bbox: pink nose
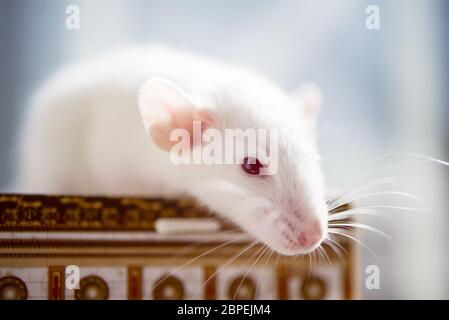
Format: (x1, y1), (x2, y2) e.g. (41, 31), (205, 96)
(298, 221), (323, 248)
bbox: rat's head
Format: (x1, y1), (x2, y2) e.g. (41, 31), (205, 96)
(138, 77), (328, 256)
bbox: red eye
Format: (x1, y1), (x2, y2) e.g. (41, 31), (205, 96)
(242, 157), (264, 175)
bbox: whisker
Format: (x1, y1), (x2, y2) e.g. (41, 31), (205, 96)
(315, 246), (323, 265)
(322, 239), (345, 262)
(192, 240), (260, 298)
(322, 245), (332, 264)
(144, 233), (250, 299)
(328, 229), (378, 259)
(328, 205), (424, 223)
(316, 246), (330, 265)
(328, 208), (381, 221)
(153, 230), (247, 253)
(145, 208), (284, 299)
(326, 237), (349, 256)
(333, 205), (426, 213)
(232, 245), (269, 300)
(255, 247), (273, 300)
(334, 153), (449, 196)
(306, 253), (313, 280)
(328, 190), (425, 212)
(327, 177), (396, 205)
(329, 222), (392, 240)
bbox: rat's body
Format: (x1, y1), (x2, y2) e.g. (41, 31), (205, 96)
(15, 45), (328, 255)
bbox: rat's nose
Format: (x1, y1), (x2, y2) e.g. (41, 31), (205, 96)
(298, 221), (323, 248)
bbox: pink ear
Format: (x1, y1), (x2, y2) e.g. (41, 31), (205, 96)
(138, 78), (214, 151)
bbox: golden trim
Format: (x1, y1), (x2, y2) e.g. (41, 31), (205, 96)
(203, 266), (217, 300)
(276, 264), (289, 300)
(0, 276), (28, 300)
(0, 194), (220, 231)
(152, 275), (184, 300)
(74, 275), (109, 300)
(48, 266), (65, 300)
(300, 275), (326, 300)
(127, 266), (142, 300)
(228, 275), (256, 300)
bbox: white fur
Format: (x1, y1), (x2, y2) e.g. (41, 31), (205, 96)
(15, 45), (327, 255)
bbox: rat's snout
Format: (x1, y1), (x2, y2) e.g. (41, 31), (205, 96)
(298, 220), (324, 249)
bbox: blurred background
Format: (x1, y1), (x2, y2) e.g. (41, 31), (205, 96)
(0, 0), (448, 299)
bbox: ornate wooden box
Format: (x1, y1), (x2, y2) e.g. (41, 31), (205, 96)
(0, 194), (358, 300)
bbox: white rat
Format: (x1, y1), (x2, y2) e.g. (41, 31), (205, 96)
(15, 45), (327, 255)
